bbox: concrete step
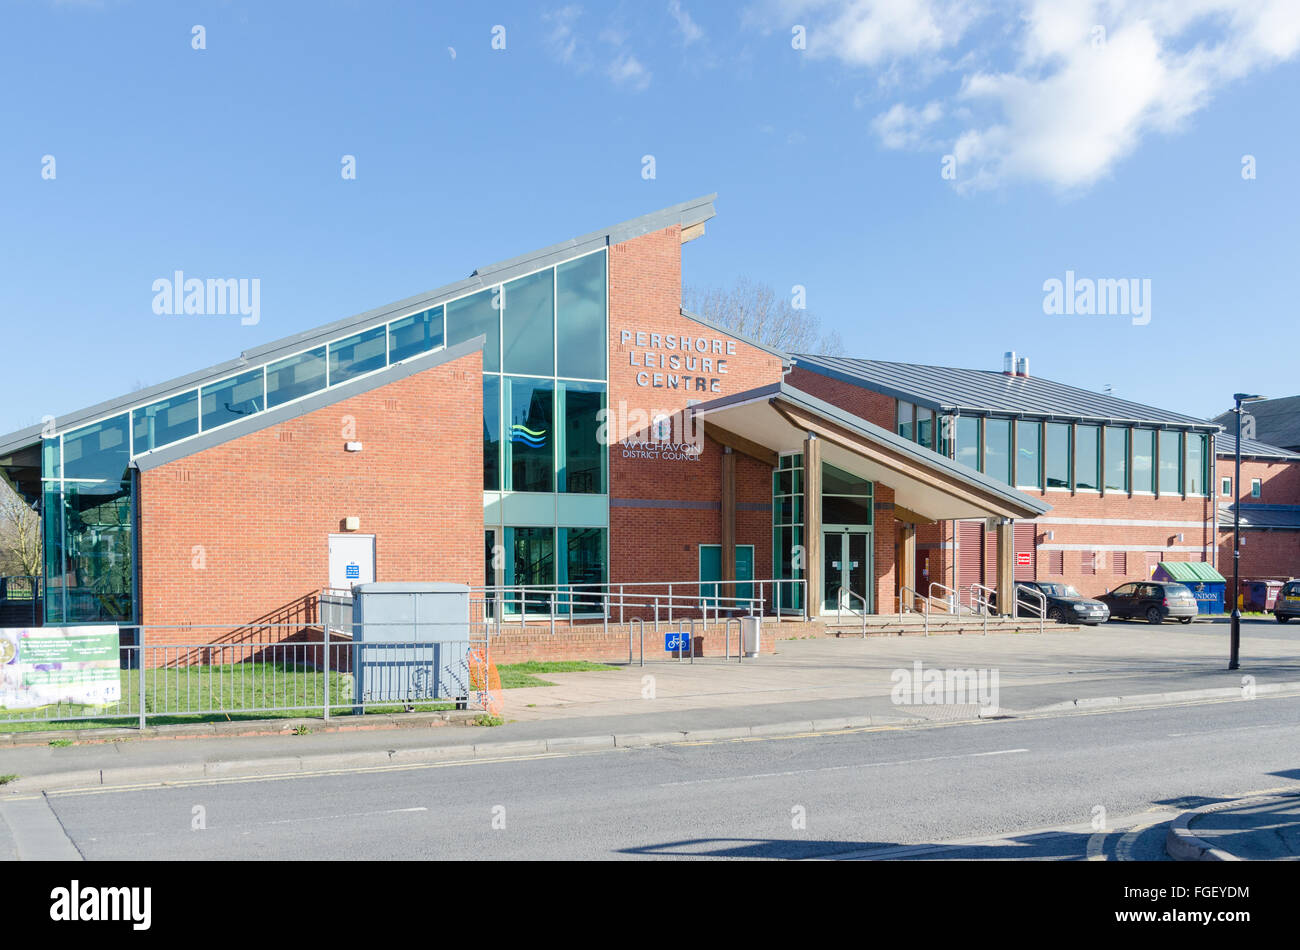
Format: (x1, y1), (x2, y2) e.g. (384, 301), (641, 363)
(823, 615), (1080, 637)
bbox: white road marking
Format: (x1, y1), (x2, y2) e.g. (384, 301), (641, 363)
(658, 748), (1030, 787)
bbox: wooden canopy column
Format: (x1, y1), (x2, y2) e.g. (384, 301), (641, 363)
(803, 433), (822, 615)
(721, 447), (736, 605)
(996, 518), (1016, 616)
(899, 521), (917, 606)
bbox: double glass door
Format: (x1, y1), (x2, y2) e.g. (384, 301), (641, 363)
(822, 530), (871, 613)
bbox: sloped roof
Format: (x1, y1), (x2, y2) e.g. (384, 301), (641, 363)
(1218, 503), (1300, 530)
(793, 355), (1219, 430)
(1213, 433), (1300, 461)
(0, 195), (718, 458)
(1155, 561), (1226, 584)
(1212, 395), (1300, 451)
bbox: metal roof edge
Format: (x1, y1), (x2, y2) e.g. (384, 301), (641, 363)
(791, 355), (1220, 430)
(774, 383), (1052, 516)
(789, 356), (949, 413)
(678, 308), (791, 363)
(0, 194), (717, 453)
(133, 336), (484, 473)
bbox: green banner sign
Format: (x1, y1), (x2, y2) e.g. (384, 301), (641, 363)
(0, 626), (121, 710)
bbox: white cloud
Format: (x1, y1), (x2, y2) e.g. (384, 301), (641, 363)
(543, 5), (585, 68)
(668, 1), (705, 45)
(771, 0), (1300, 190)
(543, 5), (654, 91)
(759, 0), (979, 65)
(871, 100), (943, 148)
(608, 53), (653, 91)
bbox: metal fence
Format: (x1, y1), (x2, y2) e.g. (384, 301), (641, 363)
(0, 619), (491, 731)
(470, 578), (807, 632)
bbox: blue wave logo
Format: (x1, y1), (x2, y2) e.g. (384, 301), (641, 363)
(510, 424), (547, 448)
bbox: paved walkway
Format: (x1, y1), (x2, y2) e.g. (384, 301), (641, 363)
(3, 622), (1299, 793)
(501, 623), (1300, 721)
(1170, 793), (1300, 860)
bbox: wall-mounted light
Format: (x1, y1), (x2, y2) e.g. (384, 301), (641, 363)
(345, 442), (363, 452)
(1044, 530), (1055, 541)
(343, 516), (360, 531)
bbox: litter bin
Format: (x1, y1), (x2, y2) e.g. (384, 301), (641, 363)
(740, 617), (761, 657)
(1240, 580), (1283, 613)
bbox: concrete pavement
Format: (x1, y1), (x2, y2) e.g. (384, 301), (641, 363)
(2, 622), (1298, 796)
(1167, 791), (1300, 860)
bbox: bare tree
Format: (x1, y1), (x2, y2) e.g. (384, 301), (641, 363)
(683, 277), (845, 355)
(0, 486), (42, 578)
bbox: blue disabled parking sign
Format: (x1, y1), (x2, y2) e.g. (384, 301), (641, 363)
(665, 631), (691, 652)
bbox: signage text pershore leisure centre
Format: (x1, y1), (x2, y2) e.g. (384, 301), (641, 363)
(621, 330), (735, 392)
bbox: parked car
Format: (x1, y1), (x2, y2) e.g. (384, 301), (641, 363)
(1097, 581), (1199, 624)
(1272, 580), (1300, 623)
(992, 581), (1111, 625)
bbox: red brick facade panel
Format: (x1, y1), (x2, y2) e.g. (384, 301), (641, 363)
(137, 351), (485, 645)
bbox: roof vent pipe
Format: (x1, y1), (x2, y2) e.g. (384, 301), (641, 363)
(1003, 351), (1016, 375)
(1016, 356), (1029, 377)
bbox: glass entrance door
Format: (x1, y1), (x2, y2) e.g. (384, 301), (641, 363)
(822, 530), (872, 613)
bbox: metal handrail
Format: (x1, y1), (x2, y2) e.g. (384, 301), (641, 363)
(927, 581), (963, 615)
(898, 584), (929, 636)
(1015, 584), (1047, 636)
(835, 585), (869, 639)
(968, 583), (996, 636)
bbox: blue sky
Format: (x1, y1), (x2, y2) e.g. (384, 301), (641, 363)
(1, 0), (1297, 433)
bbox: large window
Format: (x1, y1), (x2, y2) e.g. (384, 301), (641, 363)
(560, 381), (605, 494)
(821, 463), (873, 526)
(1045, 422), (1072, 488)
(556, 252), (606, 380)
(505, 527), (554, 614)
(483, 376), (501, 491)
(896, 401), (915, 441)
(502, 269), (554, 377)
(132, 390), (199, 454)
(562, 527), (606, 612)
(1075, 425), (1100, 491)
(201, 369), (264, 430)
(266, 347), (327, 408)
(1186, 433), (1208, 495)
(984, 418), (1011, 484)
(916, 409), (934, 450)
(955, 417), (980, 471)
(328, 325), (387, 385)
(1104, 426), (1129, 492)
(506, 377), (554, 493)
(772, 454), (804, 612)
(1016, 420), (1041, 488)
(1158, 430), (1182, 494)
(388, 306), (444, 364)
(1132, 428), (1155, 492)
(447, 288), (500, 372)
(45, 416), (134, 624)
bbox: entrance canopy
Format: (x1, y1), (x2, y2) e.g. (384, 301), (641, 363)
(692, 382), (1050, 523)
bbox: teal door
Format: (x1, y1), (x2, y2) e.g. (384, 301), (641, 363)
(699, 544), (755, 608)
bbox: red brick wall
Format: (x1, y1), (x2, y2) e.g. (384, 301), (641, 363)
(1215, 456), (1300, 505)
(1216, 530), (1300, 582)
(137, 351), (485, 645)
(790, 365), (1220, 600)
(606, 226), (786, 590)
(786, 367), (894, 430)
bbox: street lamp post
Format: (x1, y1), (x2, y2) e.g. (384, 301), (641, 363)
(1229, 393), (1264, 671)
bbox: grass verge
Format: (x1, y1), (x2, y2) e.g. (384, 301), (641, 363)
(497, 660), (618, 689)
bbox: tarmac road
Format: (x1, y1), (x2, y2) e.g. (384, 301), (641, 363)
(6, 692), (1299, 861)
